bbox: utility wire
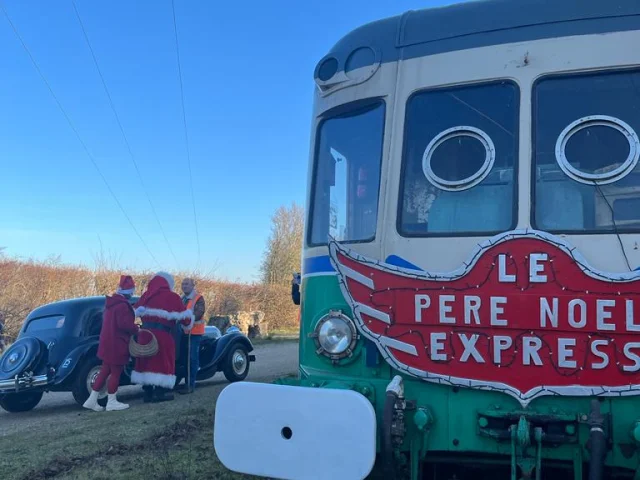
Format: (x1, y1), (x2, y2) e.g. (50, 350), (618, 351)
(71, 0), (180, 269)
(171, 0), (201, 265)
(1, 2), (162, 269)
(171, 11), (199, 477)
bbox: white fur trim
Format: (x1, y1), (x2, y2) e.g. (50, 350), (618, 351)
(117, 287), (135, 295)
(130, 370), (176, 389)
(181, 312), (195, 332)
(135, 306), (194, 322)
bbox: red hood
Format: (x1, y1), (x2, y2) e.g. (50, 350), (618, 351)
(105, 293), (130, 309)
(135, 276), (170, 307)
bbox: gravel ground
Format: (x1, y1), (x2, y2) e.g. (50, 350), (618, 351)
(0, 340), (298, 437)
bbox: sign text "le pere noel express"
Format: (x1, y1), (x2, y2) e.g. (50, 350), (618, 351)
(331, 233), (640, 401)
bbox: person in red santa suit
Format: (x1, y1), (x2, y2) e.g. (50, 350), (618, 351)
(130, 272), (194, 403)
(83, 275), (139, 412)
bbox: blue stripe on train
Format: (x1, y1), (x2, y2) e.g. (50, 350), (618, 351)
(303, 254), (423, 275)
(384, 255), (423, 271)
(303, 255), (335, 275)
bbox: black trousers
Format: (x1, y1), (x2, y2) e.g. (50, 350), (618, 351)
(174, 332), (190, 383)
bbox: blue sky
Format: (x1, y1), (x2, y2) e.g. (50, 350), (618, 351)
(0, 0), (452, 282)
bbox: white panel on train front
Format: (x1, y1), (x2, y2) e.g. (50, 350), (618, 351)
(214, 382), (377, 480)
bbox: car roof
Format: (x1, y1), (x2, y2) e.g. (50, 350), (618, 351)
(25, 295), (139, 320)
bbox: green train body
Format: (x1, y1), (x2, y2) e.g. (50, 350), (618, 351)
(214, 1), (640, 478)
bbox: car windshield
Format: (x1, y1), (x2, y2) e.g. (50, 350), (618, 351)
(533, 69), (640, 232)
(399, 81), (519, 236)
(24, 315), (65, 333)
(308, 101), (385, 245)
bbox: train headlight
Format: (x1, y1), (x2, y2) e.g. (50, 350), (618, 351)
(311, 311), (358, 361)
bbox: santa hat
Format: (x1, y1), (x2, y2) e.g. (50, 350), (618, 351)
(154, 271), (175, 290)
(117, 275), (136, 295)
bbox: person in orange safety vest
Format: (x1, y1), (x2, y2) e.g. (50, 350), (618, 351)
(176, 277), (205, 394)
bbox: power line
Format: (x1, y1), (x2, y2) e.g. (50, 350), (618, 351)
(167, 0), (203, 456)
(171, 0), (201, 265)
(71, 0), (180, 269)
(1, 2), (162, 269)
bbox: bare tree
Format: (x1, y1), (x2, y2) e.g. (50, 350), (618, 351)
(260, 203), (304, 285)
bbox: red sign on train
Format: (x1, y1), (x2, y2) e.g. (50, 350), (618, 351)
(330, 230), (640, 405)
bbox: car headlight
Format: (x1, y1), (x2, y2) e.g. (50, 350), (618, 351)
(311, 310), (358, 361)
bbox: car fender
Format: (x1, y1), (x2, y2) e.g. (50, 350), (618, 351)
(53, 341), (98, 385)
(208, 333), (254, 370)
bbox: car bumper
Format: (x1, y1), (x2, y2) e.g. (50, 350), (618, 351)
(213, 381), (377, 480)
(0, 374), (50, 393)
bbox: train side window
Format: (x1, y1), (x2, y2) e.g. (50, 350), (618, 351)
(533, 69), (640, 232)
(308, 101), (385, 246)
(398, 81), (519, 236)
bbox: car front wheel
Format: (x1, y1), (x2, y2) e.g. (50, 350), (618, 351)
(0, 391), (43, 413)
(223, 346), (250, 382)
(72, 356), (107, 407)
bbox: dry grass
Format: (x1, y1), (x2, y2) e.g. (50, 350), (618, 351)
(1, 388), (382, 480)
(0, 387), (253, 480)
(0, 254), (299, 342)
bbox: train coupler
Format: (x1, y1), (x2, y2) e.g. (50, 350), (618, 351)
(477, 409), (580, 480)
(508, 416), (543, 480)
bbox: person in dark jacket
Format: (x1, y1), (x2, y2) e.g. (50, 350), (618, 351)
(83, 275), (139, 412)
(176, 277), (206, 394)
(291, 273), (301, 305)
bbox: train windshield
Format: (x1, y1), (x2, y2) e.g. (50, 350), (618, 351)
(533, 69), (640, 232)
(399, 81), (519, 236)
(308, 101), (385, 245)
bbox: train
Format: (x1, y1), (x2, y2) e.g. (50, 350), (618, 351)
(214, 1), (640, 478)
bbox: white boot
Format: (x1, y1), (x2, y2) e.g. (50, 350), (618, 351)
(106, 393), (129, 411)
(97, 384), (107, 400)
(82, 390), (104, 412)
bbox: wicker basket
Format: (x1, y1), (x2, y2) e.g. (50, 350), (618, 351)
(129, 329), (159, 358)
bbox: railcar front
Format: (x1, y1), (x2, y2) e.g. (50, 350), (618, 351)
(215, 2), (640, 479)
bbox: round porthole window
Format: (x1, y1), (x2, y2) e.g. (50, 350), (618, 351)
(316, 57), (339, 82)
(345, 47), (376, 78)
(555, 115), (640, 185)
(422, 126), (496, 191)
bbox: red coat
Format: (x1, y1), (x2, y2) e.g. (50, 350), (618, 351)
(98, 294), (139, 365)
(130, 276), (194, 389)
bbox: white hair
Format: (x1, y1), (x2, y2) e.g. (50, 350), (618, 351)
(154, 271), (175, 290)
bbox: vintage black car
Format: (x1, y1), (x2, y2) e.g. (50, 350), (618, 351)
(0, 296), (255, 413)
